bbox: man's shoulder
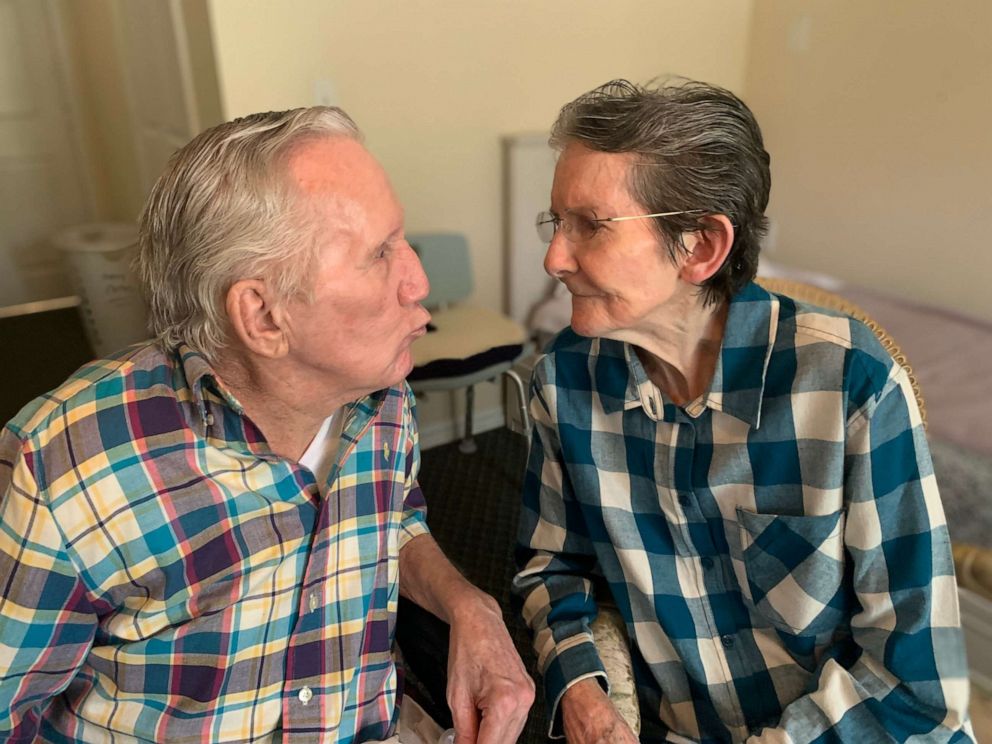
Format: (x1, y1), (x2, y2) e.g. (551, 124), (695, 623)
(5, 342), (178, 443)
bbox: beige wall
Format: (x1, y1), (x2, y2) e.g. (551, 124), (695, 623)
(745, 0), (992, 321)
(206, 0), (754, 434)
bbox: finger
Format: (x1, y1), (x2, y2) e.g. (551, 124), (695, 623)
(473, 691), (532, 744)
(475, 709), (526, 744)
(449, 694), (480, 744)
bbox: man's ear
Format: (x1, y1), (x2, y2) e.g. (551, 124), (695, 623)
(679, 214), (735, 285)
(225, 279), (290, 359)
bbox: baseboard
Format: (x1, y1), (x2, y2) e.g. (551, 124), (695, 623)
(960, 587), (992, 692)
(419, 405), (505, 451)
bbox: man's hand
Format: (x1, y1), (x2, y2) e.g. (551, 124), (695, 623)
(560, 677), (638, 744)
(398, 535), (534, 743)
(445, 590), (534, 744)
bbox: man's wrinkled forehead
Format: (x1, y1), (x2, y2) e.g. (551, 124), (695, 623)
(286, 135), (376, 193)
(284, 135), (400, 244)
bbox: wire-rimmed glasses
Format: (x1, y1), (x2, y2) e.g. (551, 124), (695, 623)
(535, 208), (705, 243)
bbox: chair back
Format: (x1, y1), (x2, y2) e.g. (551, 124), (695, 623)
(407, 233), (473, 308)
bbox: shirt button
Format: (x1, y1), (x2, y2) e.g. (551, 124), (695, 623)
(701, 556), (714, 570)
(298, 686), (313, 705)
(204, 413), (215, 426)
(383, 442), (391, 461)
(308, 592), (319, 613)
(678, 493), (692, 508)
(721, 634), (735, 648)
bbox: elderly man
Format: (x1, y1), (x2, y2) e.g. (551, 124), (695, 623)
(0, 107), (533, 743)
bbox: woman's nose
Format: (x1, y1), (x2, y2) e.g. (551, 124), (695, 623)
(543, 232), (576, 279)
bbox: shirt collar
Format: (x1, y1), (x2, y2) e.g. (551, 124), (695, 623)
(605, 282), (779, 428)
(177, 344), (245, 420)
(704, 281), (779, 428)
(176, 343), (390, 435)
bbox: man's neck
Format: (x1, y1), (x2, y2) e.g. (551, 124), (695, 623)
(211, 352), (357, 462)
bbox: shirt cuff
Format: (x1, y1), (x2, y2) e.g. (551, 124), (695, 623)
(542, 636), (608, 739)
(398, 508), (430, 550)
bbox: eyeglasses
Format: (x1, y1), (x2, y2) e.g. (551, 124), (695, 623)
(535, 208), (705, 244)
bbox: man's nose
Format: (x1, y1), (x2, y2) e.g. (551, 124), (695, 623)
(400, 243), (430, 304)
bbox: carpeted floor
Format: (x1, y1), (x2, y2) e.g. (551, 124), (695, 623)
(418, 427), (992, 742)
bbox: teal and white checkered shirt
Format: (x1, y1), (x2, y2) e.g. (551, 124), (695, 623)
(514, 282), (973, 743)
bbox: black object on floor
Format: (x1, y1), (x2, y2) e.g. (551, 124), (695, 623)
(417, 427), (550, 743)
(0, 305), (94, 425)
(396, 596), (453, 730)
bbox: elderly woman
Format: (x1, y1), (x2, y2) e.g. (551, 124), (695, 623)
(513, 80), (973, 744)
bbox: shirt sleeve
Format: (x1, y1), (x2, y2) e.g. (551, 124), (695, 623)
(512, 368), (608, 739)
(398, 385), (430, 549)
(0, 426), (98, 741)
(752, 366), (974, 743)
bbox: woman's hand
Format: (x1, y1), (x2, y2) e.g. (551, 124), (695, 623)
(560, 677), (639, 744)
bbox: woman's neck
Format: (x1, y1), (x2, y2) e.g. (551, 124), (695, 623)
(624, 291), (729, 407)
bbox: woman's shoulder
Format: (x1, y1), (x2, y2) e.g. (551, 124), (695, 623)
(544, 326), (591, 354)
(771, 296), (899, 410)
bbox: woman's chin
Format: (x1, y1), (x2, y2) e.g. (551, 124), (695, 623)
(570, 313), (609, 338)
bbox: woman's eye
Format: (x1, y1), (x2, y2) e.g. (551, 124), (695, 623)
(574, 215), (601, 238)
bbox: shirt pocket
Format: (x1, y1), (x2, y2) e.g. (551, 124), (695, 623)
(734, 507), (846, 636)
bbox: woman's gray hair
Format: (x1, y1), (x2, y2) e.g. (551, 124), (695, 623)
(550, 79), (770, 304)
(137, 106), (361, 361)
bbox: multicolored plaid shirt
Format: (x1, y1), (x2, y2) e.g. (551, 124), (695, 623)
(514, 282), (973, 743)
(0, 343), (429, 743)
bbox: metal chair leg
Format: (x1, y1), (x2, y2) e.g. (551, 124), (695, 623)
(502, 368), (531, 444)
(458, 384), (477, 454)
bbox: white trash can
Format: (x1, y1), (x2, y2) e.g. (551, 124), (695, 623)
(55, 222), (149, 357)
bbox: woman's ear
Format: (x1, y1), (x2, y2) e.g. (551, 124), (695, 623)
(679, 214), (735, 285)
(225, 279), (290, 359)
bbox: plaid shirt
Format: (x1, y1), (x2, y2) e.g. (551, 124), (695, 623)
(0, 344), (429, 743)
(514, 282), (973, 743)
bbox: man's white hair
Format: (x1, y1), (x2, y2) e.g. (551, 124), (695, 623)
(137, 106), (362, 362)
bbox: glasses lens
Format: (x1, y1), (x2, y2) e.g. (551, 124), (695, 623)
(536, 211), (556, 243)
(569, 212), (600, 241)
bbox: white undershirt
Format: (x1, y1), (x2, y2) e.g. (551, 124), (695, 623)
(298, 408), (345, 490)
